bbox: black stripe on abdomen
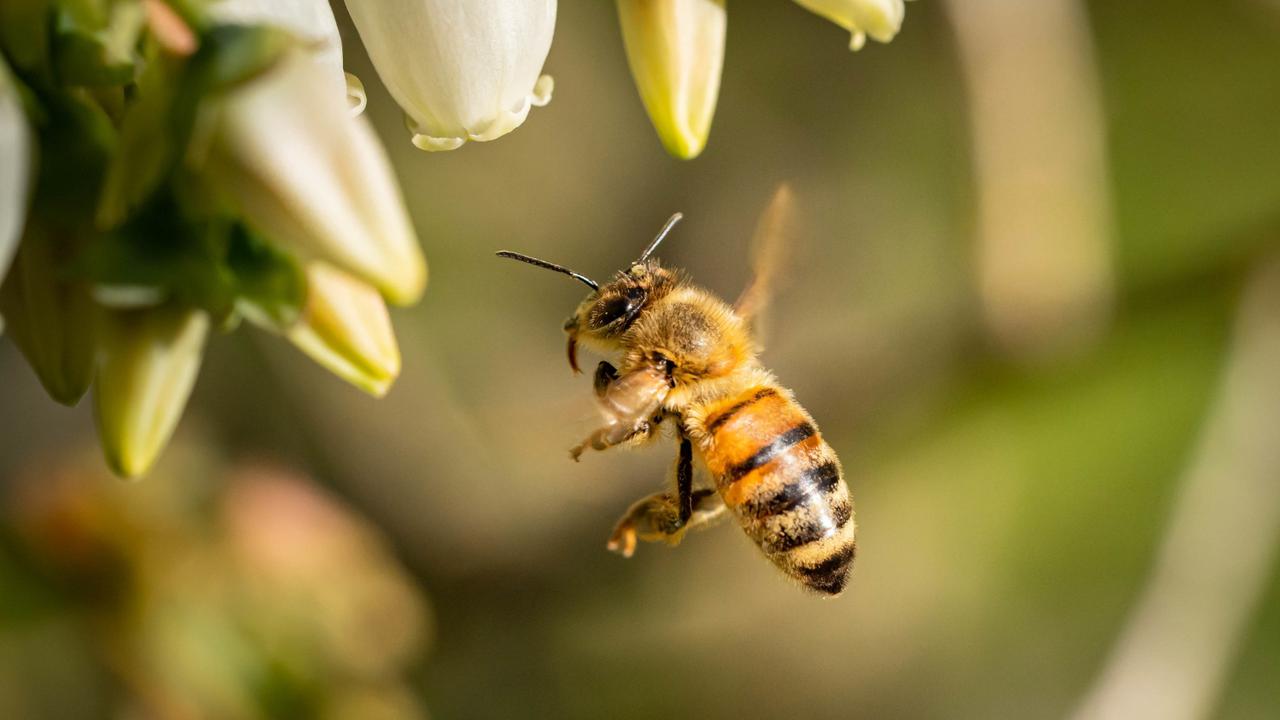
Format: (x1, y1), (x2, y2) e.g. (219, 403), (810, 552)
(725, 422), (816, 483)
(745, 461), (841, 518)
(796, 543), (857, 595)
(762, 498), (853, 553)
(706, 388), (777, 434)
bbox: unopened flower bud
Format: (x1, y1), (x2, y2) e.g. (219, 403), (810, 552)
(616, 0), (725, 160)
(95, 306), (210, 479)
(286, 263), (401, 397)
(0, 227), (97, 406)
(343, 0), (556, 151)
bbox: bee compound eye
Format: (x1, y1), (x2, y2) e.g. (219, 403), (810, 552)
(592, 297), (628, 327)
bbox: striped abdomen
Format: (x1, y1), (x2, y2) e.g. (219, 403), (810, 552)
(699, 386), (856, 595)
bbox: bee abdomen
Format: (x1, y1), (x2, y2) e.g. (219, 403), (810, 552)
(701, 386), (857, 595)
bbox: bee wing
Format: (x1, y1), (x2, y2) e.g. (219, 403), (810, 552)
(734, 183), (796, 342)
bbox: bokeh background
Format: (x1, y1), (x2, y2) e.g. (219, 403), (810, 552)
(4, 0), (1280, 718)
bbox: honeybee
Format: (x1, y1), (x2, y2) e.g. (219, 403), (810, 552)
(498, 188), (855, 595)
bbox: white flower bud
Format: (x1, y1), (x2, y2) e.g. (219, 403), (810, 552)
(343, 0), (556, 151)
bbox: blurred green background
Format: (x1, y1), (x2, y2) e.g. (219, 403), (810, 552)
(4, 0), (1280, 718)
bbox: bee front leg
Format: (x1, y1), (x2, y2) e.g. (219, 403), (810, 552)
(593, 361), (618, 399)
(569, 418), (655, 462)
(570, 364), (669, 461)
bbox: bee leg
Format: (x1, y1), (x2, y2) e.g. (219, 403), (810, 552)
(593, 361), (619, 399)
(607, 440), (724, 557)
(675, 436), (694, 524)
(606, 489), (725, 558)
(569, 420), (653, 461)
(571, 364), (669, 460)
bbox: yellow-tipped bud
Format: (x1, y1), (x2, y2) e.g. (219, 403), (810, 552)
(792, 0), (907, 50)
(617, 0), (725, 160)
(286, 263), (401, 397)
(94, 306), (210, 479)
(0, 229), (97, 406)
(204, 52), (427, 305)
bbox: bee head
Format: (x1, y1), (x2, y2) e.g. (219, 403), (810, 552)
(561, 260), (680, 370)
(497, 213), (684, 374)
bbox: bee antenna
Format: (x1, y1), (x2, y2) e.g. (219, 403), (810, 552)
(496, 251), (600, 291)
(635, 212), (684, 265)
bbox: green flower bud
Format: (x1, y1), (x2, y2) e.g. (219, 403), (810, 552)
(0, 227), (97, 406)
(95, 306), (210, 479)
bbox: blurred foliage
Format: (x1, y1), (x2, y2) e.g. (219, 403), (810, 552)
(0, 442), (430, 719)
(3, 0), (1280, 718)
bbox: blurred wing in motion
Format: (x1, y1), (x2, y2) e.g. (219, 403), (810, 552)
(734, 183), (797, 344)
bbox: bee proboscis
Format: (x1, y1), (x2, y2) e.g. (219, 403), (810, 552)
(498, 188), (856, 595)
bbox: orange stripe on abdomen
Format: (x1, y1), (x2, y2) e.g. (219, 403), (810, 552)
(700, 388), (821, 505)
(701, 389), (804, 475)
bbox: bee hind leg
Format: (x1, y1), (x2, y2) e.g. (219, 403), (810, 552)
(606, 489), (725, 558)
(607, 438), (726, 557)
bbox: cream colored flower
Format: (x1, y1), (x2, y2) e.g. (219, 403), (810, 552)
(208, 0), (366, 112)
(343, 0), (556, 151)
(793, 0), (907, 50)
(203, 52), (426, 305)
(95, 306), (210, 479)
(0, 59), (31, 288)
(617, 0), (725, 160)
(284, 263), (401, 397)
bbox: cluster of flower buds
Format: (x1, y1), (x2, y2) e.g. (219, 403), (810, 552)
(0, 0), (425, 478)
